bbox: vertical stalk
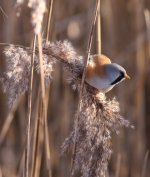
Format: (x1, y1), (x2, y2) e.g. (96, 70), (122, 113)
(96, 0), (101, 54)
(37, 33), (52, 177)
(46, 0), (54, 43)
(33, 98), (44, 177)
(44, 0), (54, 174)
(115, 154), (121, 177)
(132, 1), (146, 176)
(25, 35), (36, 177)
(141, 151), (149, 177)
(0, 97), (21, 145)
(144, 9), (150, 58)
(70, 0), (100, 176)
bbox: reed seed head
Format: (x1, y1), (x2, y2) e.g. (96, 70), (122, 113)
(1, 41), (132, 177)
(28, 0), (46, 34)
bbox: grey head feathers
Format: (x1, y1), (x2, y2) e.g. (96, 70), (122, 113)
(105, 63), (126, 85)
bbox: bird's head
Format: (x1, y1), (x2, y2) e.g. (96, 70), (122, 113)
(86, 54), (130, 93)
(105, 63), (130, 86)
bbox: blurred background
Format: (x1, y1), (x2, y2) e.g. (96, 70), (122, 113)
(0, 0), (150, 177)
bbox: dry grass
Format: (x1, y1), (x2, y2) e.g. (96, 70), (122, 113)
(0, 0), (149, 177)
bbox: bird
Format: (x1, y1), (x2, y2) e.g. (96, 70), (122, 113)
(85, 54), (130, 93)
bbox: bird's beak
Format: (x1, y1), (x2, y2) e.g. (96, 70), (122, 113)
(125, 74), (131, 79)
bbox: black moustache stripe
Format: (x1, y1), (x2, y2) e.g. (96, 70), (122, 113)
(110, 72), (124, 85)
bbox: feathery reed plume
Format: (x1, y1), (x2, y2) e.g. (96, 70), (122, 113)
(15, 0), (24, 16)
(42, 41), (83, 84)
(62, 87), (131, 177)
(16, 0), (24, 5)
(1, 41), (132, 177)
(1, 41), (81, 107)
(28, 0), (46, 34)
(1, 45), (34, 107)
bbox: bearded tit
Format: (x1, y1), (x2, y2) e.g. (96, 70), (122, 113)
(85, 54), (130, 93)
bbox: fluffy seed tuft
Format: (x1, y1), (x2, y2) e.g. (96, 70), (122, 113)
(1, 41), (132, 176)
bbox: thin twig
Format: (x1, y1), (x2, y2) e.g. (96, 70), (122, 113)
(25, 35), (36, 177)
(46, 0), (54, 43)
(37, 33), (52, 177)
(70, 0), (100, 176)
(96, 0), (101, 54)
(0, 6), (8, 19)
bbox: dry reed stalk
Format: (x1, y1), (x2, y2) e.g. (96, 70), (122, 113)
(45, 0), (53, 114)
(33, 99), (44, 177)
(96, 0), (101, 54)
(0, 96), (22, 145)
(133, 1), (146, 176)
(17, 141), (26, 176)
(70, 0), (100, 176)
(44, 1), (54, 172)
(17, 94), (42, 177)
(37, 33), (52, 177)
(16, 90), (44, 177)
(25, 35), (37, 177)
(141, 151), (149, 177)
(46, 0), (54, 43)
(0, 6), (8, 19)
(30, 116), (39, 177)
(144, 9), (150, 58)
(0, 166), (2, 177)
(30, 88), (40, 177)
(16, 90), (39, 177)
(115, 154), (121, 177)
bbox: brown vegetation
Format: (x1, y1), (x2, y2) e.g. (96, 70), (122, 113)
(0, 0), (149, 177)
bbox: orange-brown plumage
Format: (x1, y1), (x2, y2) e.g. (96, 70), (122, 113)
(85, 54), (130, 92)
(86, 54), (111, 80)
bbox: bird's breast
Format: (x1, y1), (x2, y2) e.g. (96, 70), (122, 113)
(85, 75), (114, 93)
